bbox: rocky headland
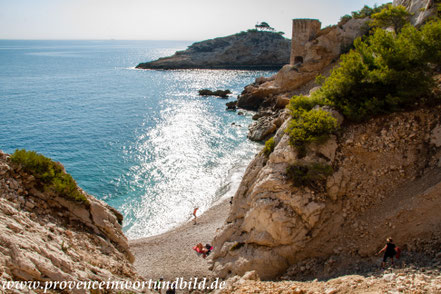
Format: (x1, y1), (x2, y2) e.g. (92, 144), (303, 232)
(136, 30), (290, 70)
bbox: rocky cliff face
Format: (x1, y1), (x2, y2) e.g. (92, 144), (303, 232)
(211, 1), (441, 280)
(393, 0), (438, 26)
(136, 31), (290, 70)
(211, 105), (441, 280)
(0, 151), (137, 285)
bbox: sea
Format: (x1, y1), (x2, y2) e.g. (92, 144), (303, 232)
(0, 40), (275, 239)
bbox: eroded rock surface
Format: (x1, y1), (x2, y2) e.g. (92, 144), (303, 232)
(0, 151), (138, 289)
(211, 106), (441, 280)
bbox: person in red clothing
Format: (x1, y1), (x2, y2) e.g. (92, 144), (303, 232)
(193, 243), (208, 258)
(377, 237), (396, 268)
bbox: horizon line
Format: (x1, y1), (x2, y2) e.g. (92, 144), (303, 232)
(0, 38), (197, 42)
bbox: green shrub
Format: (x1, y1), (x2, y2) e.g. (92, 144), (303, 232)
(263, 137), (275, 157)
(419, 20), (441, 65)
(10, 149), (89, 206)
(312, 19), (441, 121)
(288, 95), (326, 113)
(285, 109), (338, 149)
(340, 14), (353, 25)
(286, 163), (333, 189)
(285, 90), (338, 155)
(351, 4), (390, 19)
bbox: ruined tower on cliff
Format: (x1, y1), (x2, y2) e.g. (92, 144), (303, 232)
(290, 19), (321, 66)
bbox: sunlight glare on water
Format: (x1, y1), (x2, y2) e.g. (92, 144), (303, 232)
(120, 70), (261, 238)
(0, 40), (274, 239)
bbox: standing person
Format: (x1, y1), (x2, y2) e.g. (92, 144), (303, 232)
(377, 237), (396, 268)
(193, 207), (199, 225)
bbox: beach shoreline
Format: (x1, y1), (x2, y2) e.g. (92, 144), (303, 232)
(129, 197), (231, 280)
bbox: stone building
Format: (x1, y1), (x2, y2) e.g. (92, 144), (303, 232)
(289, 19), (321, 66)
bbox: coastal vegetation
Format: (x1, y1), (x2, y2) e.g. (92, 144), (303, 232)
(285, 105), (338, 156)
(255, 21), (275, 31)
(286, 8), (441, 155)
(314, 19), (441, 121)
(286, 163), (333, 190)
(10, 149), (89, 206)
(263, 137), (275, 157)
(340, 3), (391, 24)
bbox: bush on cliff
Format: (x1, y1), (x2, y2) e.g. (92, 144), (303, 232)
(288, 94), (325, 112)
(285, 106), (338, 155)
(350, 4), (390, 20)
(263, 137), (275, 157)
(10, 149), (89, 206)
(308, 19), (441, 121)
(286, 163), (333, 190)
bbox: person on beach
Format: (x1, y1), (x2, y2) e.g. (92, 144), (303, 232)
(193, 242), (209, 258)
(377, 237), (396, 268)
(193, 207), (199, 224)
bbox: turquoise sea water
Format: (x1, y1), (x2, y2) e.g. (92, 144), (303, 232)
(0, 40), (275, 238)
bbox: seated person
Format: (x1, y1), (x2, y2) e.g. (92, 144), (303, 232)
(193, 243), (208, 258)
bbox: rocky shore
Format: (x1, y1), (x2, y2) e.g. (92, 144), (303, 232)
(136, 30), (290, 70)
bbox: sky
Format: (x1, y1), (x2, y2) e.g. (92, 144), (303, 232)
(0, 0), (391, 40)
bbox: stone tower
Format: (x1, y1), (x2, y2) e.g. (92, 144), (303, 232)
(290, 19), (322, 66)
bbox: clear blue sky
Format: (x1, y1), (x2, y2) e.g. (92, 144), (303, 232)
(0, 0), (391, 40)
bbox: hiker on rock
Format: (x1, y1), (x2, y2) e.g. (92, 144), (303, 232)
(377, 237), (397, 268)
